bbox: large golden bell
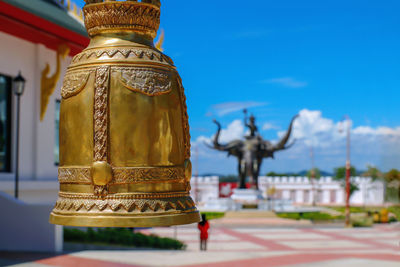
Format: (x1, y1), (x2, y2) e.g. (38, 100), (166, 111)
(49, 0), (200, 227)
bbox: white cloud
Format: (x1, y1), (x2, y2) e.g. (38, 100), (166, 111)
(195, 120), (244, 147)
(217, 119), (244, 143)
(352, 126), (374, 135)
(291, 109), (343, 147)
(210, 101), (267, 117)
(262, 77), (308, 88)
(262, 122), (279, 130)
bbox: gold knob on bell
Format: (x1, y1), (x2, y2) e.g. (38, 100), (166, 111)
(92, 161), (112, 186)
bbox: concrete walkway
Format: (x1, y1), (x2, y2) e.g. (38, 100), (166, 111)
(3, 223), (400, 267)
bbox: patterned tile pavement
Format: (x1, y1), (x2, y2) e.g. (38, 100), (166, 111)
(3, 223), (400, 267)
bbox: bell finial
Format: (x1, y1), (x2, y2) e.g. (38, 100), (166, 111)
(84, 0), (160, 7)
(83, 0), (161, 38)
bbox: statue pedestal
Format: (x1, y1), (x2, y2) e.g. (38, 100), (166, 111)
(231, 188), (264, 205)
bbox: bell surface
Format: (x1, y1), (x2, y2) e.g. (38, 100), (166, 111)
(49, 0), (200, 227)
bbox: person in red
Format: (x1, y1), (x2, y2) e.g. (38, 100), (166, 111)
(197, 214), (210, 251)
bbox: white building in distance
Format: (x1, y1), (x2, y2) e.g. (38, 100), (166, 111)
(191, 176), (385, 206)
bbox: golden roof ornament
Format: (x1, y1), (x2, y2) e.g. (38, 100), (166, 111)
(49, 0), (200, 227)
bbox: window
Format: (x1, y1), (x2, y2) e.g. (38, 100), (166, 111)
(0, 74), (12, 172)
(54, 99), (60, 165)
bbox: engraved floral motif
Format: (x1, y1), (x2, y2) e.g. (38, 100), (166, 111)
(113, 167), (185, 183)
(53, 194), (196, 213)
(57, 166), (186, 184)
(83, 2), (160, 38)
(94, 185), (108, 197)
(58, 192), (190, 200)
(117, 67), (172, 96)
(71, 48), (173, 65)
(58, 167), (91, 184)
(84, 0), (161, 7)
(61, 71), (90, 99)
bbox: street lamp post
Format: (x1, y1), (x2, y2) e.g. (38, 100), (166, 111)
(310, 146), (316, 206)
(195, 145), (199, 204)
(12, 71), (26, 199)
(341, 115), (351, 227)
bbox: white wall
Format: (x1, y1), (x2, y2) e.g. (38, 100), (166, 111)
(189, 176), (385, 206)
(0, 191), (62, 252)
(0, 32), (72, 181)
(190, 176), (219, 203)
(259, 176), (384, 206)
(0, 180), (58, 204)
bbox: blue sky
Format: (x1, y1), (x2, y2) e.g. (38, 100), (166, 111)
(76, 0), (400, 174)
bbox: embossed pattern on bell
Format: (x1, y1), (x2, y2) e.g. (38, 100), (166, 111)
(50, 0), (200, 227)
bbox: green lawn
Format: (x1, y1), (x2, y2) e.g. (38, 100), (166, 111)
(200, 211), (225, 220)
(329, 206), (380, 213)
(329, 205), (400, 219)
(388, 205), (400, 219)
(276, 211), (344, 221)
(277, 205), (399, 225)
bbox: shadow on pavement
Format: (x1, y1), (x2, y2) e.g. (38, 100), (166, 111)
(0, 251), (65, 266)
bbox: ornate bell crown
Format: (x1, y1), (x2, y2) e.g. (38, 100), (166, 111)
(83, 0), (161, 38)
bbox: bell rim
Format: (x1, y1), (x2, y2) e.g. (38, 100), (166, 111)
(49, 211), (201, 227)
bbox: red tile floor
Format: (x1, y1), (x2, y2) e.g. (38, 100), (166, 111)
(3, 223), (400, 267)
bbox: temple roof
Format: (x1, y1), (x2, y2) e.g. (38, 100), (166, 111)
(3, 0), (87, 37)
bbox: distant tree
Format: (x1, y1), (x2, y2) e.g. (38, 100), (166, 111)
(384, 169), (400, 201)
(384, 169), (400, 182)
(266, 172), (288, 177)
(306, 168), (321, 180)
(333, 166), (359, 197)
(266, 171), (303, 177)
(219, 175), (238, 183)
(334, 166), (357, 179)
(362, 165), (383, 180)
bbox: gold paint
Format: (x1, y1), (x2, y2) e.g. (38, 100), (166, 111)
(184, 159), (192, 181)
(58, 167), (91, 184)
(58, 166), (185, 184)
(56, 191), (190, 199)
(108, 182), (187, 193)
(73, 3), (78, 16)
(40, 44), (70, 121)
(59, 73), (94, 166)
(155, 29), (164, 52)
(60, 184), (93, 193)
(59, 0), (84, 23)
(118, 66), (172, 96)
(60, 182), (187, 193)
(83, 1), (160, 38)
(91, 161), (112, 186)
(113, 166), (185, 183)
(52, 194), (195, 214)
(93, 66), (110, 162)
(49, 212), (200, 228)
(50, 0), (200, 227)
(61, 70), (90, 99)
